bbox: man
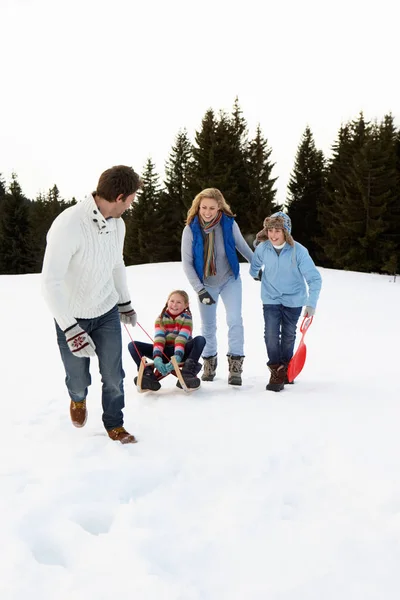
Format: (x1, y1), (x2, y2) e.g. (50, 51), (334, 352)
(42, 165), (141, 444)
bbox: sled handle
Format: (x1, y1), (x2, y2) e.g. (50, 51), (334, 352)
(299, 315), (313, 335)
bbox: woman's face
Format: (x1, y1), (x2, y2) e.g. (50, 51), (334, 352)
(199, 197), (219, 221)
(267, 227), (285, 246)
(167, 293), (187, 315)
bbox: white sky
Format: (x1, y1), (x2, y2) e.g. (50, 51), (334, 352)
(1, 262), (400, 598)
(1, 0), (398, 204)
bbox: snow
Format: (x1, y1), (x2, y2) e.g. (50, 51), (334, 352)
(1, 263), (400, 599)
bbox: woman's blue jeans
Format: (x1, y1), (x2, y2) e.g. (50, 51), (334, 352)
(55, 305), (125, 431)
(198, 275), (244, 357)
(263, 304), (302, 366)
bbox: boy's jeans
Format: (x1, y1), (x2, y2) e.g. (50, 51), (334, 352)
(199, 275), (244, 357)
(263, 304), (302, 365)
(55, 305), (125, 430)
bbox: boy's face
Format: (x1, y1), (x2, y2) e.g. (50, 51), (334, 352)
(267, 227), (285, 246)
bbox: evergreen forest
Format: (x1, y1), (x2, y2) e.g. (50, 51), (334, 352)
(1, 99), (399, 276)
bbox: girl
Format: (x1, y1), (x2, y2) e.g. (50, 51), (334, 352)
(250, 211), (322, 391)
(181, 188), (253, 386)
(128, 290), (205, 390)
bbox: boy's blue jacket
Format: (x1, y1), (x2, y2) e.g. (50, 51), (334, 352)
(249, 241), (322, 308)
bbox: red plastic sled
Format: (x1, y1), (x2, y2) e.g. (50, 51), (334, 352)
(287, 316), (313, 383)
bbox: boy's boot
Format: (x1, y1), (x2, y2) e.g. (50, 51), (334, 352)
(266, 364), (285, 392)
(227, 355), (244, 386)
(282, 363), (294, 385)
(177, 358), (201, 389)
(134, 366), (161, 391)
(201, 354), (218, 381)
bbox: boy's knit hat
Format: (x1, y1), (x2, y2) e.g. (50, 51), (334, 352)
(256, 211), (294, 246)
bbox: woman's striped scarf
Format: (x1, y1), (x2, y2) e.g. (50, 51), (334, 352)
(200, 211), (223, 278)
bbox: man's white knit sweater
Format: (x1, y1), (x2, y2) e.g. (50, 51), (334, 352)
(42, 194), (131, 331)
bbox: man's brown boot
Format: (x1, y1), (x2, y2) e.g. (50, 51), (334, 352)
(266, 364), (285, 392)
(70, 399), (88, 427)
(107, 426), (137, 444)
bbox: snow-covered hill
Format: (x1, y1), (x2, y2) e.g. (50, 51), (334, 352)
(1, 263), (399, 599)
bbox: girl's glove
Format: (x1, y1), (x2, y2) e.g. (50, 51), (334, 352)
(118, 301), (137, 326)
(303, 306), (315, 317)
(154, 357), (169, 376)
(164, 362), (175, 374)
(172, 351), (184, 364)
(64, 324), (96, 358)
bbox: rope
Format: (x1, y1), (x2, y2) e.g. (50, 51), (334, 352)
(124, 322), (172, 363)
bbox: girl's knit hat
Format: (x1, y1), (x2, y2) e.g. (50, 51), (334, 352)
(256, 211), (294, 246)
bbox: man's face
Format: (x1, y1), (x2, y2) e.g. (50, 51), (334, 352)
(111, 192), (136, 218)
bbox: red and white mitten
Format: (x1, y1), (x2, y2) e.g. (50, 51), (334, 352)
(64, 324), (96, 358)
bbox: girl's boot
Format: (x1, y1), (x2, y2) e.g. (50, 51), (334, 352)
(177, 358), (201, 389)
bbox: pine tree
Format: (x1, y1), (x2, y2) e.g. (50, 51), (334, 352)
(189, 108), (220, 193)
(0, 173), (34, 274)
(0, 173), (6, 230)
(30, 184), (68, 271)
(226, 97), (251, 232)
(163, 129), (194, 260)
(124, 158), (165, 265)
(286, 126), (327, 261)
(188, 99), (250, 231)
(246, 124), (278, 237)
(165, 129), (194, 220)
(0, 174), (5, 199)
(377, 114), (400, 274)
(321, 113), (396, 272)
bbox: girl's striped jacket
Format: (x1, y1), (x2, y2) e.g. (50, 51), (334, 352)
(153, 309), (192, 360)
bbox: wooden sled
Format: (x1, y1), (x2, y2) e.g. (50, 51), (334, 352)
(136, 356), (189, 393)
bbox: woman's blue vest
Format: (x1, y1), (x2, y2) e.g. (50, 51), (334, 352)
(189, 214), (239, 283)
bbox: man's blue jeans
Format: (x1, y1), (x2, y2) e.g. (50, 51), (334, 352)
(263, 304), (302, 366)
(198, 275), (244, 357)
(55, 305), (125, 430)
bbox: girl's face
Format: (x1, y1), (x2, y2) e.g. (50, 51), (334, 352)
(268, 227), (285, 246)
(167, 293), (187, 315)
(199, 197), (219, 221)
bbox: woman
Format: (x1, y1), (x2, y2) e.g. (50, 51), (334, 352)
(181, 188), (253, 385)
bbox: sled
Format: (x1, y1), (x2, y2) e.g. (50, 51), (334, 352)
(136, 356), (189, 393)
(287, 316), (313, 383)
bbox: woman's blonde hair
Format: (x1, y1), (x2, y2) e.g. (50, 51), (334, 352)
(159, 289), (190, 317)
(186, 188), (235, 224)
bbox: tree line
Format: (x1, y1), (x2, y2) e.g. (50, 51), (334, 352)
(0, 99), (399, 276)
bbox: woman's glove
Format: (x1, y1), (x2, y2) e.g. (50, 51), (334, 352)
(198, 288), (216, 305)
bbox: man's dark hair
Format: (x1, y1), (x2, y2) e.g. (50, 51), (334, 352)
(95, 165), (142, 202)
